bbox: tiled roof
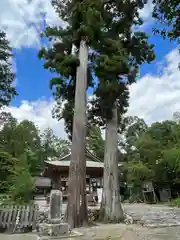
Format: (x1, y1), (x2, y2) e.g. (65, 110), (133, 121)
(45, 160), (122, 168)
(49, 148), (102, 162)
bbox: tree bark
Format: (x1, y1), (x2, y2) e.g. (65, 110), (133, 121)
(65, 40), (88, 228)
(100, 104), (124, 222)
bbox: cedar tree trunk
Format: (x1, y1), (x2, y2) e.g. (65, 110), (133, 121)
(100, 104), (124, 222)
(65, 40), (88, 228)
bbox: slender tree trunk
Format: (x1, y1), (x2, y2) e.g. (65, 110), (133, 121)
(65, 40), (88, 228)
(100, 104), (124, 222)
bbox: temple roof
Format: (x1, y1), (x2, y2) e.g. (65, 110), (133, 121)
(45, 160), (105, 168)
(47, 148), (102, 163)
(45, 148), (122, 168)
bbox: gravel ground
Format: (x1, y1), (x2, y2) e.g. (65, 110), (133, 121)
(1, 224), (180, 240)
(2, 201), (180, 240)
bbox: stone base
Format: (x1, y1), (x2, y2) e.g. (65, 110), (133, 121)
(37, 230), (84, 239)
(38, 222), (69, 236)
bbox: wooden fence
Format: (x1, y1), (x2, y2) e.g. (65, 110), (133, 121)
(0, 204), (39, 233)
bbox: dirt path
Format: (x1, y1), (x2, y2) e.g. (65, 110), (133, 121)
(1, 224), (180, 240)
(12, 202), (179, 239)
(75, 224), (180, 240)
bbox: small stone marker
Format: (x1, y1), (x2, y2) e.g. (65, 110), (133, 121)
(49, 190), (62, 221)
(38, 190), (68, 238)
(37, 190), (83, 239)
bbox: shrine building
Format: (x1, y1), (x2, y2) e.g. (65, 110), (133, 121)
(43, 149), (122, 198)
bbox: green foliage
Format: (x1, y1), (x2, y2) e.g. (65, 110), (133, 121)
(0, 151), (18, 192)
(152, 0), (179, 67)
(154, 148), (180, 188)
(125, 116), (148, 145)
(0, 118), (43, 176)
(40, 0), (154, 140)
(87, 126), (104, 160)
(169, 198), (180, 208)
(0, 112), (71, 203)
(24, 149), (43, 177)
(126, 116), (180, 192)
(0, 31), (17, 108)
(41, 127), (70, 159)
(121, 116), (148, 162)
(127, 161), (153, 186)
(88, 1), (155, 127)
(39, 0), (105, 139)
(146, 121), (180, 148)
(135, 133), (162, 166)
(8, 156), (35, 204)
(0, 111), (16, 127)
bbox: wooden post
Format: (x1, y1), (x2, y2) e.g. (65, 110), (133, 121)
(89, 177), (91, 193)
(59, 175), (61, 191)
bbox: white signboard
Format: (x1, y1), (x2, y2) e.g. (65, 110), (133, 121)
(97, 188), (102, 204)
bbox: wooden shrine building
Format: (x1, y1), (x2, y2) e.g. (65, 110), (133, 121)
(43, 149), (123, 198)
(43, 150), (105, 197)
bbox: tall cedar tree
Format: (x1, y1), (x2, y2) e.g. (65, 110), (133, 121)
(45, 0), (155, 223)
(0, 31), (17, 108)
(39, 0), (104, 227)
(88, 0), (155, 222)
(152, 0), (180, 68)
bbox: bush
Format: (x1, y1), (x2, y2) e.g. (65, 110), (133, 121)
(169, 198), (180, 208)
(8, 157), (35, 204)
(0, 151), (18, 192)
(127, 161), (153, 186)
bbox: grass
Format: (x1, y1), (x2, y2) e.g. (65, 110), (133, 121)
(168, 198), (180, 207)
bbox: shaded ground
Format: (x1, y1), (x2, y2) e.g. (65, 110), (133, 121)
(1, 224), (180, 240)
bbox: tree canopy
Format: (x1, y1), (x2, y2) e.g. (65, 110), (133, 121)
(152, 0), (180, 67)
(0, 31), (17, 108)
(87, 126), (105, 160)
(124, 116), (180, 194)
(0, 112), (71, 200)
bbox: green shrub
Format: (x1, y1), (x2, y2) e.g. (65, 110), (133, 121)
(127, 161), (153, 186)
(0, 151), (18, 192)
(8, 157), (35, 204)
(169, 198), (180, 207)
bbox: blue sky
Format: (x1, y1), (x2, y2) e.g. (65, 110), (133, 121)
(1, 0), (180, 138)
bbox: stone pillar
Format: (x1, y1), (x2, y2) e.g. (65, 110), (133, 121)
(38, 189), (71, 238)
(49, 190), (62, 221)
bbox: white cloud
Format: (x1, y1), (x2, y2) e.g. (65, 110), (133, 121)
(128, 48), (180, 125)
(0, 0), (154, 49)
(3, 49), (180, 137)
(4, 98), (67, 138)
(0, 0), (65, 49)
(136, 0), (153, 30)
(139, 0), (153, 21)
